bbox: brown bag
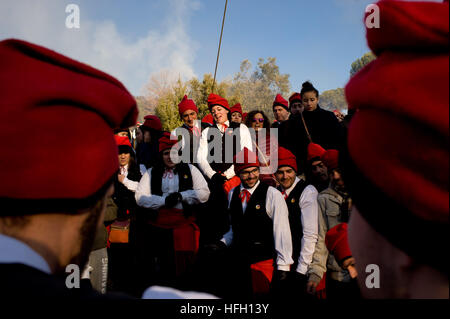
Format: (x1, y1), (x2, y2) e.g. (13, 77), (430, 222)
(108, 219), (130, 243)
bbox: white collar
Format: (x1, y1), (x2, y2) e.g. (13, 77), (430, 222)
(240, 180), (260, 195)
(0, 233), (51, 274)
(281, 176), (300, 197)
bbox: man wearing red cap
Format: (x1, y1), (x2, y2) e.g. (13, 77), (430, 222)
(175, 95), (210, 165)
(271, 94), (290, 128)
(275, 147), (319, 298)
(0, 39), (137, 298)
(196, 93), (253, 246)
(306, 148), (359, 299)
(217, 148), (293, 298)
(135, 132), (210, 292)
(305, 143), (330, 192)
(343, 0), (448, 298)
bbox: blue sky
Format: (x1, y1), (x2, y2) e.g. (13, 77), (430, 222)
(0, 0), (379, 96)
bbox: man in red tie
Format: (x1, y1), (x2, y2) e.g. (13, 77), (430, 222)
(218, 148), (293, 298)
(275, 147), (319, 299)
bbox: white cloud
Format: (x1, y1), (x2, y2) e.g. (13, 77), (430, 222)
(0, 0), (199, 96)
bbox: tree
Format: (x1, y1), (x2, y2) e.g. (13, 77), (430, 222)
(148, 57), (291, 130)
(319, 88), (348, 113)
(350, 52), (376, 77)
(227, 57), (291, 122)
(154, 78), (187, 131)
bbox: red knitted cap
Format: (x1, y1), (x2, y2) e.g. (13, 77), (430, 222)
(277, 147), (298, 173)
(234, 147), (260, 175)
(178, 95), (198, 115)
(273, 94), (289, 110)
(207, 93), (230, 111)
(143, 115), (162, 131)
(0, 39), (137, 201)
(325, 223), (352, 263)
(307, 143), (327, 162)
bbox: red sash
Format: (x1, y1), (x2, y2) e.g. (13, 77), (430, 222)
(148, 207), (200, 276)
(250, 259), (274, 294)
(223, 175), (241, 195)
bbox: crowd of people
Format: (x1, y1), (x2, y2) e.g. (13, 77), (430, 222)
(103, 80), (356, 300)
(0, 0), (448, 301)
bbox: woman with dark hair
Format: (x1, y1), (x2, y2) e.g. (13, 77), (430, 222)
(279, 81), (344, 175)
(108, 135), (142, 296)
(245, 110), (278, 187)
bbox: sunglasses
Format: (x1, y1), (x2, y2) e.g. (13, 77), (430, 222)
(252, 118), (264, 123)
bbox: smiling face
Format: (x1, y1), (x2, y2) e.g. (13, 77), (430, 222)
(251, 112), (265, 130)
(239, 166), (260, 189)
(231, 112), (242, 123)
(302, 91), (319, 112)
(275, 166), (296, 190)
(211, 105), (229, 124)
(182, 109), (198, 128)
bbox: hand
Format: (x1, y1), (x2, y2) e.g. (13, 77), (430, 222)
(165, 192), (182, 208)
(306, 280), (318, 295)
(272, 270), (290, 282)
(211, 172), (227, 185)
(118, 174), (125, 183)
(341, 256), (356, 269)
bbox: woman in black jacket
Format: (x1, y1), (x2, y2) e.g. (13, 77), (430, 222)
(279, 81), (345, 175)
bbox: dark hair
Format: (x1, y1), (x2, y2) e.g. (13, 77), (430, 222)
(244, 110), (270, 129)
(300, 81), (319, 98)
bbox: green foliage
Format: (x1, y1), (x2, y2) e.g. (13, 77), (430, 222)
(154, 78), (187, 131)
(319, 88), (348, 113)
(350, 52), (376, 77)
(151, 58), (291, 129)
(227, 57), (290, 122)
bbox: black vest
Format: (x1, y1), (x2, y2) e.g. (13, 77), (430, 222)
(284, 180), (308, 267)
(150, 163), (193, 195)
(207, 121), (241, 174)
(150, 163), (197, 216)
(229, 182), (274, 264)
(113, 163), (142, 221)
(178, 122), (210, 164)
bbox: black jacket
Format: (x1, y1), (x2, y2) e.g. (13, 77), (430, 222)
(279, 106), (344, 174)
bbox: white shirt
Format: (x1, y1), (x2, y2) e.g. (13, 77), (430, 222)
(281, 177), (319, 274)
(0, 233), (51, 274)
(120, 164), (139, 192)
(221, 180), (294, 271)
(135, 164), (210, 210)
(197, 121), (254, 180)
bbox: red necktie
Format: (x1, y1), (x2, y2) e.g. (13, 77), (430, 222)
(281, 190), (288, 200)
(163, 168), (174, 179)
(239, 189), (251, 204)
(220, 123), (228, 132)
(190, 126), (201, 137)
